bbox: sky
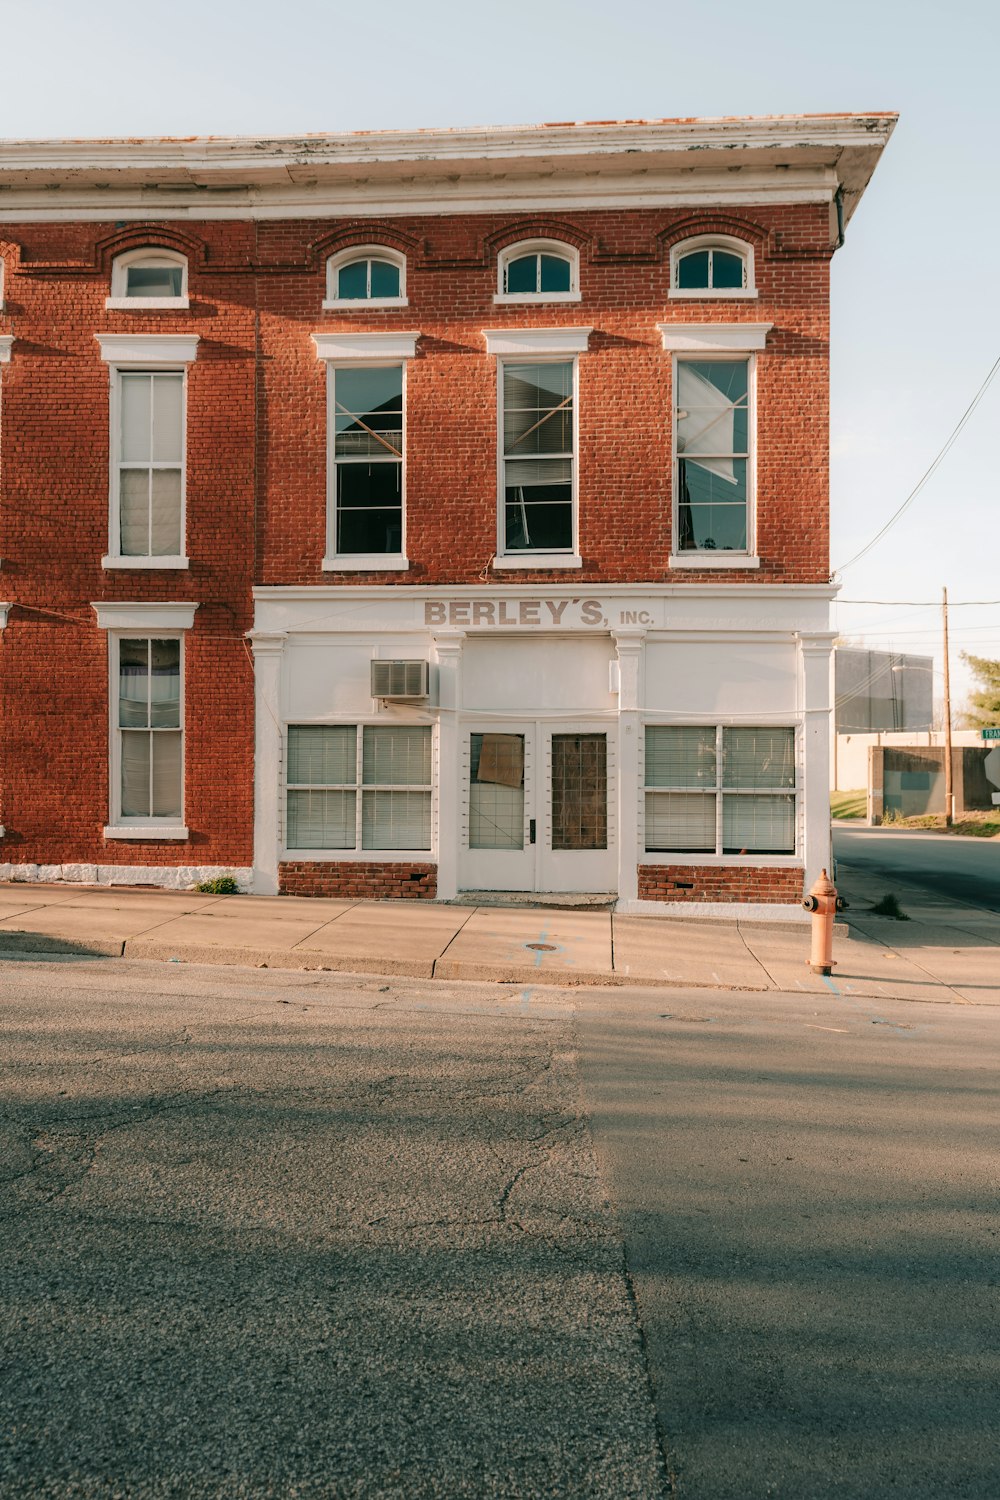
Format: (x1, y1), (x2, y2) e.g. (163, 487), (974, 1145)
(2, 0), (997, 718)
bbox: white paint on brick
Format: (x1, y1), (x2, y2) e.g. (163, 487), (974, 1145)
(0, 863), (252, 891)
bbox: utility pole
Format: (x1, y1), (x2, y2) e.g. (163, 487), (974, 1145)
(942, 586), (953, 826)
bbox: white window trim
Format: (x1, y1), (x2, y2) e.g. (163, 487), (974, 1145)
(495, 239), (581, 304)
(283, 720), (436, 860)
(323, 360), (409, 571)
(92, 602), (198, 632)
(493, 348), (582, 570)
(658, 324), (770, 353)
(483, 327), (591, 356)
(642, 722), (801, 861)
(0, 336), (13, 363)
(96, 344), (196, 569)
(313, 331), (419, 362)
(323, 245), (408, 310)
(0, 603), (10, 629)
(107, 247), (190, 310)
(670, 349), (758, 566)
(668, 235), (757, 299)
(103, 630), (189, 840)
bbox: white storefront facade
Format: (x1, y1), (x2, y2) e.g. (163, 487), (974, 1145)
(251, 583), (835, 919)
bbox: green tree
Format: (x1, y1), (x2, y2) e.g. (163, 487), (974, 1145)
(960, 653), (1000, 729)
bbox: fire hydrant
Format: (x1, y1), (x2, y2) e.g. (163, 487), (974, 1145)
(802, 869), (848, 975)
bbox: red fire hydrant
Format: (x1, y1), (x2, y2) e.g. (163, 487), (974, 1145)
(802, 869), (848, 975)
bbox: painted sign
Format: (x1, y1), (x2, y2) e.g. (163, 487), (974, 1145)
(981, 727), (1000, 741)
(423, 598), (656, 630)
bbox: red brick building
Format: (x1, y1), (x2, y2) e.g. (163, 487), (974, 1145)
(0, 115), (894, 915)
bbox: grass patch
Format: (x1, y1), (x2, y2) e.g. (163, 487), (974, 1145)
(951, 814), (1000, 838)
(831, 789), (867, 820)
(881, 809), (941, 829)
(869, 892), (910, 920)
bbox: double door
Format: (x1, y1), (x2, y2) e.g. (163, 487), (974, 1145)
(459, 721), (616, 893)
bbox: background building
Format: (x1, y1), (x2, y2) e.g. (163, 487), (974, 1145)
(0, 115), (895, 915)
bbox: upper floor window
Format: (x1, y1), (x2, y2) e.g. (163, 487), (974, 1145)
(669, 236), (755, 299)
(324, 247), (408, 309)
(496, 240), (580, 304)
(108, 248), (189, 309)
(328, 364), (404, 562)
(674, 357), (751, 554)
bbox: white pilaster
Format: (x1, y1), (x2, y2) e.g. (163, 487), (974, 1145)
(613, 629), (646, 905)
(249, 630), (286, 895)
(432, 633), (464, 901)
(798, 631), (837, 892)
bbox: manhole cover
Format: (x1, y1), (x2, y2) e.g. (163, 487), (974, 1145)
(525, 942), (556, 952)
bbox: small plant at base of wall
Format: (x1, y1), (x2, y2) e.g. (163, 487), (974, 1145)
(195, 875), (241, 895)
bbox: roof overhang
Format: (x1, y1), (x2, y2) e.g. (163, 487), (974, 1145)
(0, 114), (896, 225)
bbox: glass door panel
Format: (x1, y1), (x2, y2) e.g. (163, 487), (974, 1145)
(551, 733), (607, 850)
(469, 733), (525, 849)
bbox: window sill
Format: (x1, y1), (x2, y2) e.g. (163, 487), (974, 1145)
(102, 555), (190, 570)
(669, 554), (761, 570)
(321, 298), (409, 311)
(322, 555), (410, 572)
(492, 292), (582, 305)
(105, 297), (191, 310)
(667, 288), (759, 300)
(493, 553), (583, 571)
(104, 825), (189, 841)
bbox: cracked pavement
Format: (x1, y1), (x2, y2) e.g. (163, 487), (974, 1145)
(0, 958), (667, 1499)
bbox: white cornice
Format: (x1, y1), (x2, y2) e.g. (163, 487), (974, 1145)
(92, 602), (198, 630)
(96, 333), (199, 364)
(483, 327), (592, 355)
(312, 331), (419, 361)
(0, 114), (896, 224)
(658, 323), (772, 352)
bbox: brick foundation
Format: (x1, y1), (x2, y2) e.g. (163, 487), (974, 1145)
(638, 864), (804, 904)
(279, 862), (437, 899)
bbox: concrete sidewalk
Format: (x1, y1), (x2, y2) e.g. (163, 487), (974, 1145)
(2, 871), (998, 1003)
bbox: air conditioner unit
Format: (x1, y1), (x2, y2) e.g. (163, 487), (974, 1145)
(371, 659), (430, 700)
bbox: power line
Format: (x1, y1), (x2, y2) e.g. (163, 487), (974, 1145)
(836, 598), (1000, 606)
(833, 354), (1000, 574)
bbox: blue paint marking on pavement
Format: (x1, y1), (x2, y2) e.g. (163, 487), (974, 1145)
(822, 975), (841, 996)
(821, 976), (922, 1038)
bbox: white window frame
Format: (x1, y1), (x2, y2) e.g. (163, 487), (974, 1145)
(283, 720), (436, 860)
(668, 235), (756, 299)
(96, 334), (199, 571)
(484, 327), (590, 571)
(323, 246), (408, 310)
(313, 331), (418, 571)
(92, 602), (198, 841)
(107, 247), (190, 309)
(642, 722), (801, 864)
(495, 239), (581, 304)
(658, 324), (770, 570)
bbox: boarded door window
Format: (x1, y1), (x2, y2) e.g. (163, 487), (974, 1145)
(470, 733), (525, 849)
(551, 734), (607, 850)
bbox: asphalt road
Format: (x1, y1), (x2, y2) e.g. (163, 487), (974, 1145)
(578, 983), (1000, 1500)
(0, 956), (665, 1500)
(833, 823), (1000, 912)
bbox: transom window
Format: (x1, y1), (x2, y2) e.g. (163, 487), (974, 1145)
(675, 357), (750, 553)
(645, 726), (796, 855)
(109, 248), (189, 307)
(325, 247), (407, 307)
(329, 364), (404, 558)
(501, 359), (575, 553)
(285, 724), (432, 851)
(670, 236), (754, 297)
(497, 240), (579, 302)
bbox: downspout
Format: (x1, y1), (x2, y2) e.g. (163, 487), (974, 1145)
(834, 185), (845, 249)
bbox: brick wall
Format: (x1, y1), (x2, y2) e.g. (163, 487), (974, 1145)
(0, 202), (831, 869)
(279, 862), (438, 899)
(638, 864), (804, 903)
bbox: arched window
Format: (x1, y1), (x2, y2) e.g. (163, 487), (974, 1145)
(324, 246), (407, 308)
(669, 236), (755, 298)
(496, 240), (580, 303)
(108, 248), (189, 308)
